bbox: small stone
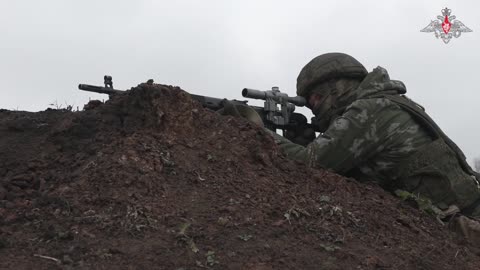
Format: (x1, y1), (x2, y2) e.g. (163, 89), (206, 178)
(319, 195), (331, 202)
(217, 217), (229, 226)
(83, 209), (96, 216)
(63, 255), (74, 264)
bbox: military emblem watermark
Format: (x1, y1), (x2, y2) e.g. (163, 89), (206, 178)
(421, 8), (472, 44)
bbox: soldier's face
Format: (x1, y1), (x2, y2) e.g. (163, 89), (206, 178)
(307, 92), (334, 119)
(307, 93), (325, 110)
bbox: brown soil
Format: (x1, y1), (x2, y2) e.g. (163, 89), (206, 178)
(0, 83), (479, 270)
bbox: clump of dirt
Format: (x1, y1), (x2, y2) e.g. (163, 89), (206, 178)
(0, 83), (479, 270)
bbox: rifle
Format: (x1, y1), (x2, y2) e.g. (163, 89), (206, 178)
(79, 76), (319, 145)
(78, 75), (122, 96)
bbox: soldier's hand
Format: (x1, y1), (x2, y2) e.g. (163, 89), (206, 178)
(285, 127), (316, 146)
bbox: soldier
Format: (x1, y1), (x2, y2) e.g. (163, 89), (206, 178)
(232, 53), (480, 244)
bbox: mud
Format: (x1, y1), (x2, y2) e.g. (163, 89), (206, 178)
(0, 83), (479, 269)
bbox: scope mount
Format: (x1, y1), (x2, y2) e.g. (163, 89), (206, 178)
(263, 86), (295, 126)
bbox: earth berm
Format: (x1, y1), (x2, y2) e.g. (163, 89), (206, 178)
(0, 83), (479, 269)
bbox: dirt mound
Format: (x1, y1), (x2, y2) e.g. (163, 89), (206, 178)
(1, 84), (479, 270)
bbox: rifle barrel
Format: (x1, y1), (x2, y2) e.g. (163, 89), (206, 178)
(78, 84), (124, 95)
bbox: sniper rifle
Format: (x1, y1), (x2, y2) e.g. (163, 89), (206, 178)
(78, 76), (319, 145)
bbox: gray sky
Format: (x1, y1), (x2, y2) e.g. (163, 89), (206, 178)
(1, 0), (479, 163)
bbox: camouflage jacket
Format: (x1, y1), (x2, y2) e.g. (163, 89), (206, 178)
(269, 67), (480, 211)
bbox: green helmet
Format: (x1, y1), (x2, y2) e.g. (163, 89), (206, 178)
(296, 53), (368, 97)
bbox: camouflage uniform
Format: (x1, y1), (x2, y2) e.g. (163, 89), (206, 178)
(215, 53), (480, 243)
(267, 54), (480, 239)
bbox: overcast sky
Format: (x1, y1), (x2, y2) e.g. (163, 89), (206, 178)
(1, 0), (479, 163)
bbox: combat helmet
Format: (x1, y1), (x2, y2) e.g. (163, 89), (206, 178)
(296, 53), (368, 97)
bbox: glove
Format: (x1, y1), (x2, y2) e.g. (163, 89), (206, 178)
(285, 127), (316, 146)
(217, 99), (264, 127)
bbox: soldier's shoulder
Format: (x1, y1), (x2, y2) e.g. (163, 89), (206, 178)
(345, 97), (399, 112)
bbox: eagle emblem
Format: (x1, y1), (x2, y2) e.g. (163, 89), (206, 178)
(421, 8), (472, 44)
